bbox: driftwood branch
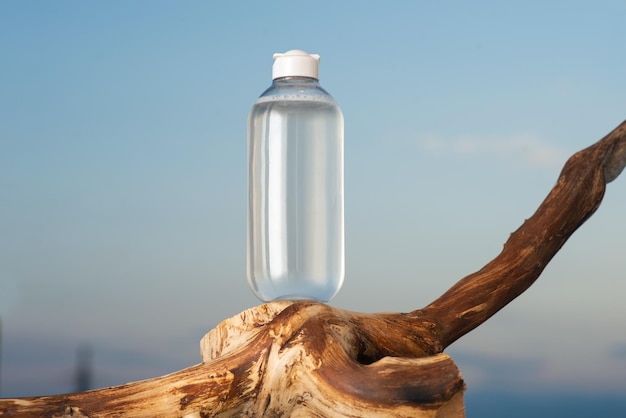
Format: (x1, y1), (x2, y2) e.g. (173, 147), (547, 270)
(2, 120), (625, 417)
(422, 119), (626, 347)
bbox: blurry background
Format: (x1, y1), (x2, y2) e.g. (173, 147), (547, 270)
(1, 1), (625, 416)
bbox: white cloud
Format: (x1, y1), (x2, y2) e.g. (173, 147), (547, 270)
(417, 132), (568, 168)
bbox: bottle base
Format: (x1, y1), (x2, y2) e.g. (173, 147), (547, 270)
(271, 294), (326, 302)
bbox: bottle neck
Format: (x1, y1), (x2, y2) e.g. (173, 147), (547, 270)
(272, 76), (319, 84)
(259, 76), (331, 101)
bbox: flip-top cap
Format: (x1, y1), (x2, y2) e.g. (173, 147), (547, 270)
(272, 49), (320, 80)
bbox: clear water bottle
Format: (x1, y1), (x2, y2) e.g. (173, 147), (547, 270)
(247, 49), (344, 302)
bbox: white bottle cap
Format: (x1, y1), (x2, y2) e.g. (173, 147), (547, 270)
(272, 49), (320, 80)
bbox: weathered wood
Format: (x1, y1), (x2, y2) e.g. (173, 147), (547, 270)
(422, 119), (626, 346)
(0, 302), (465, 417)
(1, 120), (625, 417)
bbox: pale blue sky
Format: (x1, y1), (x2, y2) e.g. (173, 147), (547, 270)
(1, 0), (626, 411)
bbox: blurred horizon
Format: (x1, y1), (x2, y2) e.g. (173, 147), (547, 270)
(1, 1), (625, 415)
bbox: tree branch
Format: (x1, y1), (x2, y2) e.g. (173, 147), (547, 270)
(421, 120), (626, 347)
(0, 302), (465, 417)
(2, 120), (625, 417)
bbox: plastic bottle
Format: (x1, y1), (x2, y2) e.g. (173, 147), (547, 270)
(247, 49), (344, 302)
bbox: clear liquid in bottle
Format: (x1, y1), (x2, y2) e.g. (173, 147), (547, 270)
(247, 50), (344, 302)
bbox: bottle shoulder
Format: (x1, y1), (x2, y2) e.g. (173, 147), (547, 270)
(256, 78), (338, 106)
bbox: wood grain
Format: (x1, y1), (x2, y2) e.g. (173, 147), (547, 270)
(2, 120), (625, 417)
